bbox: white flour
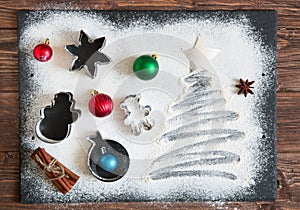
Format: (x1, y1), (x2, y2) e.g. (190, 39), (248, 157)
(19, 10), (275, 202)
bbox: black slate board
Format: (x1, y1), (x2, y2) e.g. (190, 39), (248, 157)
(18, 10), (277, 203)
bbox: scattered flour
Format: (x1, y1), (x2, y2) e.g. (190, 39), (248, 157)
(19, 10), (275, 203)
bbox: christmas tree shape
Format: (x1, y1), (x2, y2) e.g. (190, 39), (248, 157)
(35, 92), (81, 143)
(148, 39), (245, 181)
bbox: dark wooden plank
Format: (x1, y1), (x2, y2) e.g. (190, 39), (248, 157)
(0, 151), (19, 180)
(0, 121), (19, 152)
(0, 92), (19, 152)
(0, 29), (18, 93)
(0, 7), (16, 29)
(277, 153), (300, 203)
(0, 202), (294, 210)
(0, 93), (18, 120)
(277, 92), (300, 154)
(0, 180), (19, 203)
(0, 201), (280, 210)
(0, 0), (299, 28)
(0, 0), (299, 208)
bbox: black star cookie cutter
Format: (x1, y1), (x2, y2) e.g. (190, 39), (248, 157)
(65, 30), (111, 79)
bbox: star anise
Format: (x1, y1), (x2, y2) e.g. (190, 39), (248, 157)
(236, 78), (255, 97)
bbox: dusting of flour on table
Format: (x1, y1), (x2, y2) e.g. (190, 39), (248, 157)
(19, 10), (275, 203)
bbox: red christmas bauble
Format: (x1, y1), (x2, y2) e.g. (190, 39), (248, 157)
(33, 40), (53, 62)
(89, 92), (113, 117)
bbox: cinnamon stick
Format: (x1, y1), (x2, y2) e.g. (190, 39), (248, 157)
(38, 148), (71, 193)
(31, 150), (66, 193)
(33, 154), (68, 194)
(34, 151), (70, 194)
(31, 147), (80, 194)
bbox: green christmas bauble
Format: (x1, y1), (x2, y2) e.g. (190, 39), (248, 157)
(133, 55), (159, 80)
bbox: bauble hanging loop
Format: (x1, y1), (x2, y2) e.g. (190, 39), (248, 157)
(88, 90), (113, 117)
(33, 38), (53, 62)
(133, 54), (159, 80)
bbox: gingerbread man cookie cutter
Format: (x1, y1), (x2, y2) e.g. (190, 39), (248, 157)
(120, 94), (154, 136)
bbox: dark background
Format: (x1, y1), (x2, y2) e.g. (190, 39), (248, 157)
(0, 0), (299, 209)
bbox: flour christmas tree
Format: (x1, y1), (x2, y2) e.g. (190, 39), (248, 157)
(148, 39), (245, 181)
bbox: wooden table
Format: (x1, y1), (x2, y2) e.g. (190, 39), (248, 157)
(0, 1), (299, 209)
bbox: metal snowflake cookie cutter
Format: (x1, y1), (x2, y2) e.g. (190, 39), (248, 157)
(120, 94), (155, 136)
(87, 131), (130, 182)
(64, 30), (111, 79)
(35, 92), (81, 143)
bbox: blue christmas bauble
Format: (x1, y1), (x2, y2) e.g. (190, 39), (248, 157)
(99, 153), (118, 172)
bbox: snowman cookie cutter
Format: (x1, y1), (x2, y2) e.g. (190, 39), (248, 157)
(120, 94), (155, 136)
(35, 92), (81, 143)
